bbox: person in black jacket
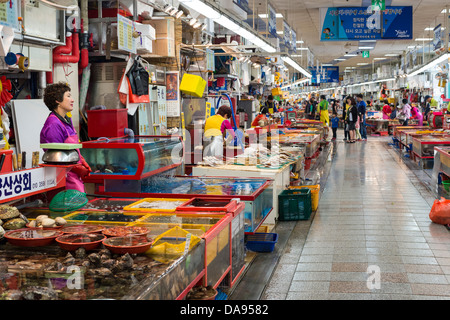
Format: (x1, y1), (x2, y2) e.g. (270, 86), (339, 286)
(346, 96), (358, 143)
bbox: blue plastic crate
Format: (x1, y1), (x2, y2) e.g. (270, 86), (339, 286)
(245, 233), (278, 253)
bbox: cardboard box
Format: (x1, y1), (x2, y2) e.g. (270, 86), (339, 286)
(142, 17), (175, 39)
(152, 38), (175, 57)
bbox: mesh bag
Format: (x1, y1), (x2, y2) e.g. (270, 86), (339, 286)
(49, 189), (89, 212)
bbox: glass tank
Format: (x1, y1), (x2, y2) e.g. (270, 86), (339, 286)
(412, 135), (450, 158)
(81, 136), (183, 181)
(104, 176), (274, 233)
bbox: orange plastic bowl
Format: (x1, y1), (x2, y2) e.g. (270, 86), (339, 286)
(102, 235), (153, 254)
(56, 233), (105, 251)
(5, 228), (62, 247)
(61, 225), (104, 234)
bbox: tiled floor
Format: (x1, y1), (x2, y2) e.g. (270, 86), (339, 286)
(260, 132), (450, 300)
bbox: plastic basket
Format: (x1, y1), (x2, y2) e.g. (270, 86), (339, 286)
(245, 233), (278, 252)
(278, 189), (312, 221)
(123, 198), (190, 212)
(289, 185), (320, 211)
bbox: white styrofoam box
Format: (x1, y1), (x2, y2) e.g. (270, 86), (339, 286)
(134, 22), (156, 40)
(136, 35), (153, 54)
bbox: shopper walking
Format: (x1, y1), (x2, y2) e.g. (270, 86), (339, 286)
(356, 94), (367, 141)
(346, 97), (358, 143)
(331, 113), (339, 140)
(318, 95), (330, 127)
(307, 96), (317, 120)
(399, 98), (412, 126)
(342, 96), (351, 141)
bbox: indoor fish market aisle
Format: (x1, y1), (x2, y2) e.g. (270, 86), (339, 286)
(237, 135), (450, 300)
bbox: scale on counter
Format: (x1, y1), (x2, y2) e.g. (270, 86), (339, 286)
(40, 143), (82, 165)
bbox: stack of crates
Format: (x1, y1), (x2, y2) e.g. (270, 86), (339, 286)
(278, 188), (312, 221)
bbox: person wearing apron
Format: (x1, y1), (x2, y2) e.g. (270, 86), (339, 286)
(203, 105), (234, 159)
(40, 82), (91, 193)
(318, 95), (330, 126)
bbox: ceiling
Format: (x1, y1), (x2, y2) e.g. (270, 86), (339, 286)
(247, 0), (450, 71)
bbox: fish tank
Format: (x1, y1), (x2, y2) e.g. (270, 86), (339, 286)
(133, 213), (232, 287)
(279, 134), (319, 158)
(0, 235), (205, 300)
(102, 176), (273, 233)
(62, 211), (144, 225)
(81, 136), (183, 181)
(412, 135), (450, 159)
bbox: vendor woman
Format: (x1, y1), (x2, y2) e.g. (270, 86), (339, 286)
(203, 105), (234, 159)
(40, 82), (91, 192)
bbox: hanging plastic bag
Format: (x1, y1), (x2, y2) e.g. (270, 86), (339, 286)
(126, 58), (149, 103)
(429, 197), (450, 225)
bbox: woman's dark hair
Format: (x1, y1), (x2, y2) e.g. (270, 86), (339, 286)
(217, 105), (232, 119)
(384, 99), (389, 105)
(346, 96), (356, 106)
(43, 82), (71, 111)
(402, 98), (408, 104)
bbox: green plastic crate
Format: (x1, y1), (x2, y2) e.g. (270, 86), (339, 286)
(278, 189), (312, 221)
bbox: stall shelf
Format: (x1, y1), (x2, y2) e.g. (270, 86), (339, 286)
(277, 133), (320, 158)
(192, 165), (287, 228)
(434, 146), (450, 179)
(412, 135), (450, 168)
(394, 126), (430, 150)
(130, 210), (236, 288)
(0, 236), (205, 300)
(98, 176), (273, 234)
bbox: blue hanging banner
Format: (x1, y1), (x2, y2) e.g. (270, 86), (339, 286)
(268, 3), (277, 38)
(319, 6), (412, 41)
(381, 6), (413, 40)
(233, 0), (251, 13)
(309, 66), (340, 85)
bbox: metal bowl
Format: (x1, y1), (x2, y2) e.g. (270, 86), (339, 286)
(42, 149), (79, 164)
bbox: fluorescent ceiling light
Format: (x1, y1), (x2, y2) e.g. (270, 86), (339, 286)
(359, 46), (374, 50)
(291, 55), (302, 57)
(258, 13), (283, 18)
(181, 1), (277, 53)
(281, 77), (310, 89)
(344, 54), (358, 57)
(373, 57), (386, 60)
(296, 40), (304, 44)
(277, 31), (283, 34)
(408, 53), (450, 77)
(385, 53), (399, 56)
(357, 63), (369, 65)
(334, 58), (346, 61)
(425, 27), (445, 31)
(322, 64), (333, 66)
(359, 40), (376, 42)
(181, 0), (221, 19)
(415, 38), (433, 41)
(281, 56), (312, 78)
(296, 48), (309, 51)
